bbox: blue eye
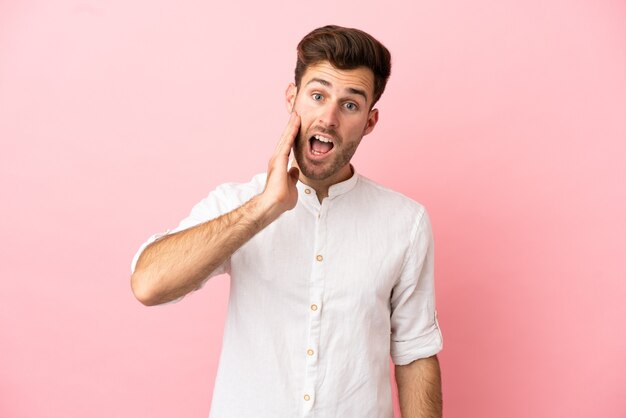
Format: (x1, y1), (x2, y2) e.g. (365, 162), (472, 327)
(312, 93), (323, 101)
(344, 102), (357, 111)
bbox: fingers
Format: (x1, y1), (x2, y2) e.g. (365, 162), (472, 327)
(263, 116), (301, 214)
(274, 111), (300, 157)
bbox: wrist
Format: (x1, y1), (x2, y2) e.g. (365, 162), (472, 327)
(251, 192), (286, 227)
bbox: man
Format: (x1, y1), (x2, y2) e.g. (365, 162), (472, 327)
(131, 25), (443, 418)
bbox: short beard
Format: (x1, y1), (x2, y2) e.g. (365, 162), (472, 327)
(293, 129), (360, 181)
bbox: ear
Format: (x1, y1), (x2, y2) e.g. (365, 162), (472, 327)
(362, 108), (379, 136)
(285, 83), (297, 113)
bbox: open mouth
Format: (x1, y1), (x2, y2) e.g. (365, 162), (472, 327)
(309, 134), (335, 156)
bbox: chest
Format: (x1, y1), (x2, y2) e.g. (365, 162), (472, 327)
(230, 200), (411, 310)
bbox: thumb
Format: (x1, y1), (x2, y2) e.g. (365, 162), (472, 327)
(288, 166), (300, 183)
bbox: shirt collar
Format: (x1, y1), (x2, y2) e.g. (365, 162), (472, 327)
(327, 165), (359, 198)
(294, 162), (360, 199)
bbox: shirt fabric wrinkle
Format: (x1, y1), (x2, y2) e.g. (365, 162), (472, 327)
(131, 167), (443, 417)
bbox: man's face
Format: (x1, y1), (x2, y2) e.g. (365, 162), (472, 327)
(287, 61), (379, 187)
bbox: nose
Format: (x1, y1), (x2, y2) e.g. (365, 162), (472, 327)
(318, 102), (340, 128)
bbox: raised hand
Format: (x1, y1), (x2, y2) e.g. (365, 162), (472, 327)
(132, 111), (304, 306)
(261, 111), (301, 216)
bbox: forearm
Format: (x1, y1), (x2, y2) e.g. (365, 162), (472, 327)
(131, 193), (281, 306)
(131, 111), (301, 306)
(395, 355), (442, 418)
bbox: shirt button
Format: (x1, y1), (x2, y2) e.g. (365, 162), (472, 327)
(304, 188), (311, 194)
(307, 349), (314, 356)
(304, 394), (311, 401)
(310, 304), (318, 311)
(316, 255), (323, 262)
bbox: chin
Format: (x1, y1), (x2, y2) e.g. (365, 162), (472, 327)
(293, 154), (330, 181)
(295, 158), (324, 180)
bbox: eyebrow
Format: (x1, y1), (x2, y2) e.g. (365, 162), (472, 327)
(305, 78), (369, 102)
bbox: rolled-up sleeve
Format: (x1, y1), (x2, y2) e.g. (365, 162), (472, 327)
(390, 209), (443, 365)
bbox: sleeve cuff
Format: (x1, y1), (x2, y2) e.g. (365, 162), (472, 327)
(390, 321), (443, 366)
(130, 230), (171, 273)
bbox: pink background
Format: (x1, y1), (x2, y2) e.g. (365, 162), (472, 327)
(1, 0), (625, 417)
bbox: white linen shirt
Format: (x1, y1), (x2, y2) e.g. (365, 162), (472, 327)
(132, 169), (443, 418)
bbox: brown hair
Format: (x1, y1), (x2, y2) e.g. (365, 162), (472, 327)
(295, 25), (391, 106)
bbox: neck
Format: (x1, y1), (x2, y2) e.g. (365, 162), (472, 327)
(292, 161), (353, 203)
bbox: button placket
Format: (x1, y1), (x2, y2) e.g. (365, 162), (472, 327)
(302, 200), (328, 416)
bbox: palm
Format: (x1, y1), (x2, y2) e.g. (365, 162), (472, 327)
(264, 112), (301, 213)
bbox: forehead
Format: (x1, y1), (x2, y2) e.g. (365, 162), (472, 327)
(301, 61), (375, 102)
